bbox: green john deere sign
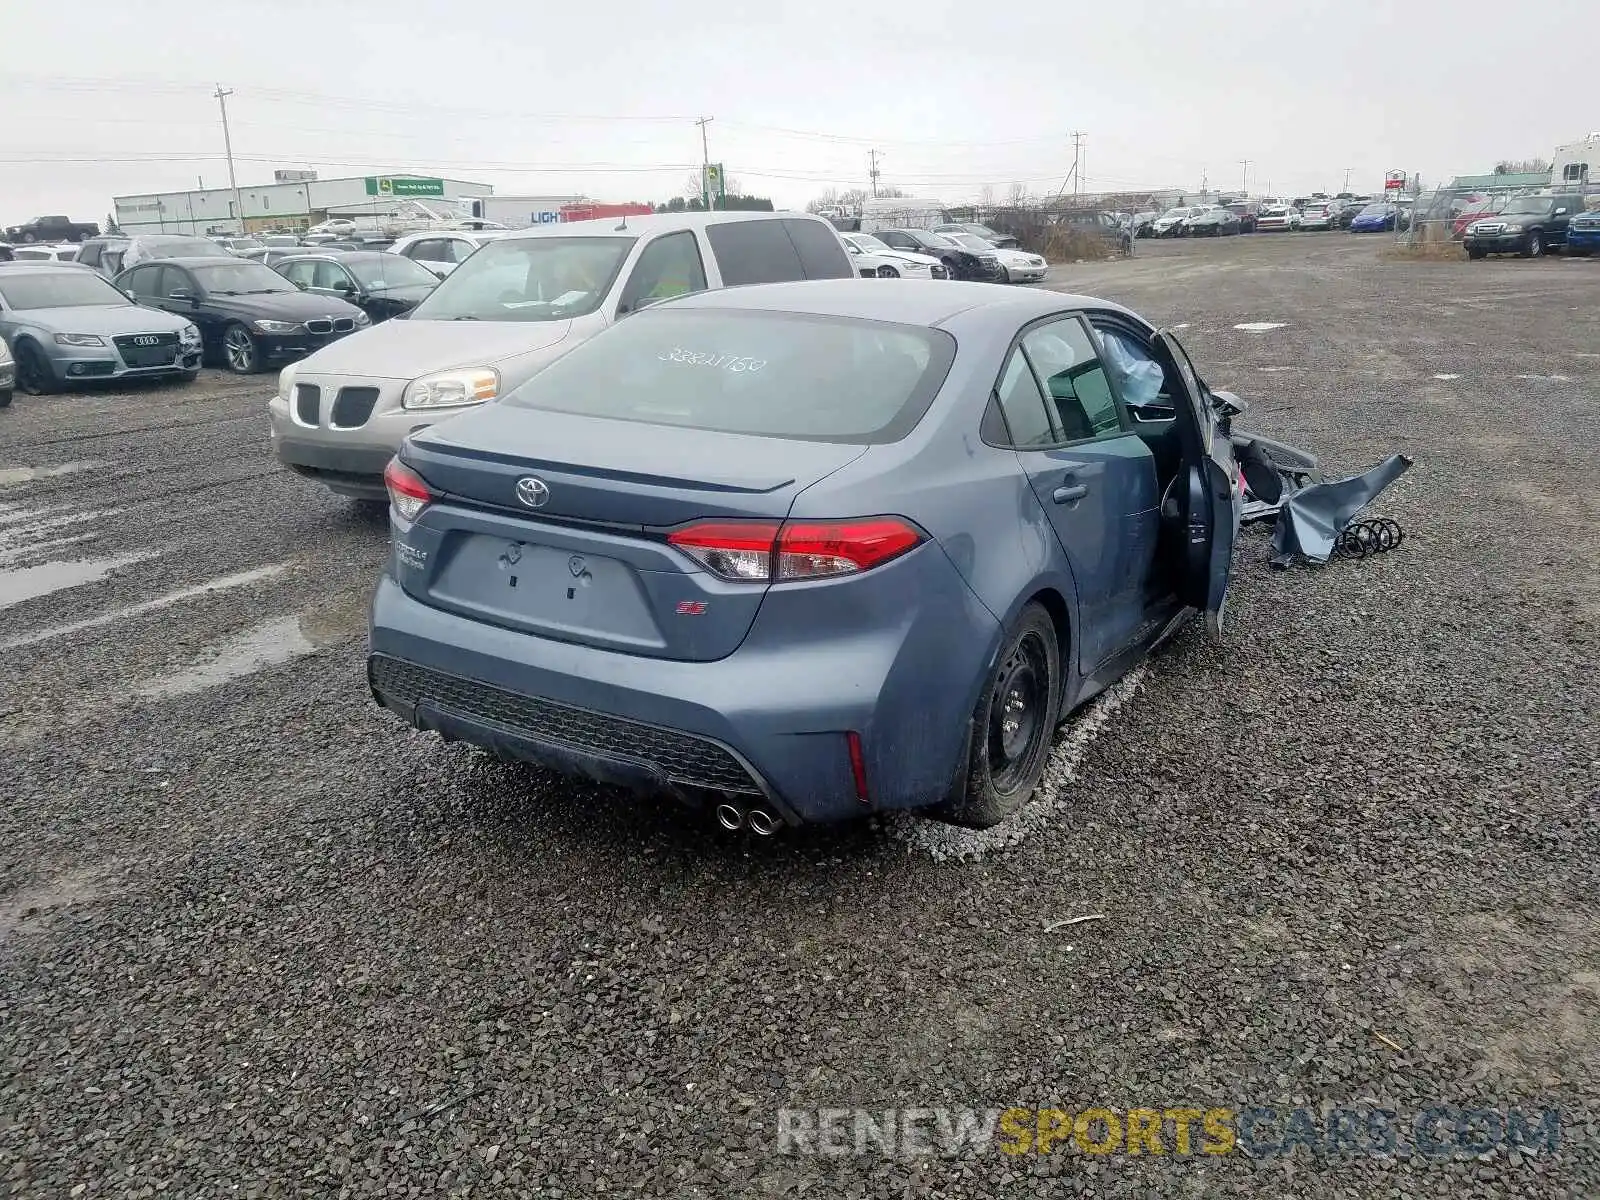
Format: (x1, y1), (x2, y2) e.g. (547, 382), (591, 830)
(363, 176), (445, 198)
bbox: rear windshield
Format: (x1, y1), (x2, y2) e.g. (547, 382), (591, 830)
(409, 235), (634, 322)
(503, 308), (956, 444)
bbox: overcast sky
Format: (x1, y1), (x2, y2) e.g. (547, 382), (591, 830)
(3, 0), (1596, 223)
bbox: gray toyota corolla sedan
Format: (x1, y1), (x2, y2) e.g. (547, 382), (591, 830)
(0, 263), (203, 393)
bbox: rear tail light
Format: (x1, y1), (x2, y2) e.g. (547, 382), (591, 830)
(384, 458), (431, 521)
(666, 517), (924, 583)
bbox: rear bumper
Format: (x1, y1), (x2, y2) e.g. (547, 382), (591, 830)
(367, 544), (1003, 825)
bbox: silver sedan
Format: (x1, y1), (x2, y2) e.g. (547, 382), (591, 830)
(0, 264), (203, 394)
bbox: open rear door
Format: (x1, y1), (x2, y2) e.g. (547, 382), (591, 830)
(1151, 330), (1240, 634)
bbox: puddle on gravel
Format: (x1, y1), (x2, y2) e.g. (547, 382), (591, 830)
(0, 550), (159, 610)
(136, 588), (369, 699)
(0, 563), (291, 651)
(0, 460), (107, 487)
(137, 615), (319, 699)
(0, 866), (115, 943)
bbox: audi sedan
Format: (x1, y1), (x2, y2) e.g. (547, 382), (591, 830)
(0, 263), (202, 394)
(369, 280), (1241, 833)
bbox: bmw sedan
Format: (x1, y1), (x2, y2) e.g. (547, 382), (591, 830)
(271, 251), (439, 323)
(369, 280), (1241, 832)
(116, 257), (369, 373)
(0, 263), (202, 394)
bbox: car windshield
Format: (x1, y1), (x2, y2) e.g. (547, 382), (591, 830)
(227, 238), (264, 249)
(408, 235), (634, 322)
(1304, 204), (1329, 214)
(1358, 204), (1390, 216)
(1502, 196), (1554, 215)
(850, 235), (892, 253)
(963, 224), (1000, 239)
(946, 233), (992, 251)
(503, 308), (956, 444)
(0, 269), (128, 310)
(344, 254), (439, 290)
(191, 263), (297, 294)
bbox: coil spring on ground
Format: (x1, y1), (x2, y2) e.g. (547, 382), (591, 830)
(1335, 516), (1405, 560)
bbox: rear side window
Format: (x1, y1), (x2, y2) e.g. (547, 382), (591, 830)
(1021, 319), (1122, 441)
(77, 242), (102, 267)
(990, 351), (1058, 448)
(503, 308), (956, 444)
(781, 218), (853, 279)
(706, 220), (803, 285)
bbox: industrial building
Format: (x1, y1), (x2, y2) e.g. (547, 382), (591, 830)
(112, 172), (495, 236)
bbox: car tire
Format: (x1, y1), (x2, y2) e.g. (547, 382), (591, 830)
(932, 601), (1062, 830)
(1523, 233), (1543, 259)
(941, 257), (961, 279)
(0, 388), (12, 409)
(21, 232), (37, 244)
(876, 265), (900, 279)
(1467, 247), (1486, 260)
(13, 340), (57, 395)
(222, 323), (260, 374)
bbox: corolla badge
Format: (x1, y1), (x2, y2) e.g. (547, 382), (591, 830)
(515, 476), (551, 509)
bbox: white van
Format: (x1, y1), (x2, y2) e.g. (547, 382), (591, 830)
(857, 197), (951, 233)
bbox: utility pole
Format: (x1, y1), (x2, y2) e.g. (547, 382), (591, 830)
(694, 116), (714, 210)
(1072, 131), (1086, 198)
(1201, 167), (1208, 197)
(867, 148), (883, 199)
(213, 85), (245, 234)
(1343, 166), (1353, 192)
(1240, 160), (1250, 195)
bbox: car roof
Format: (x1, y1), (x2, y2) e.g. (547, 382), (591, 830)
(0, 260), (99, 273)
(142, 256), (256, 267)
(665, 279), (1136, 330)
(499, 210), (822, 243)
(274, 250), (388, 261)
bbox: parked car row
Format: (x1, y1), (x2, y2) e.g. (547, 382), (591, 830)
(1462, 191), (1596, 259)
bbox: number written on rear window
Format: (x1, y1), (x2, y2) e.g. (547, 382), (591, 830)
(657, 348), (767, 372)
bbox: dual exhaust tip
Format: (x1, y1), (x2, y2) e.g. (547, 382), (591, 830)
(715, 801), (781, 836)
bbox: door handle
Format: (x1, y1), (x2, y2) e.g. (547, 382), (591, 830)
(1052, 484), (1089, 503)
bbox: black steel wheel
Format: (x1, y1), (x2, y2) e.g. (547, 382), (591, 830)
(931, 602), (1062, 829)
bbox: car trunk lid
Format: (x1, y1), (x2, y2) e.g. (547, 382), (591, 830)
(396, 408), (867, 661)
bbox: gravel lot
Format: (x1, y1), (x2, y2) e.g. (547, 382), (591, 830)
(2, 233), (1596, 1198)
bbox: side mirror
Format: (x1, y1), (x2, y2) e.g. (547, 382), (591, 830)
(1555, 207), (1568, 215)
(332, 279), (354, 294)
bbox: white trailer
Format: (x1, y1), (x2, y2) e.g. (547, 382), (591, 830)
(1551, 134), (1599, 188)
(467, 195), (585, 229)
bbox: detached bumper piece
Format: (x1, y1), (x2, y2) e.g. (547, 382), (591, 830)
(1270, 453), (1414, 567)
(368, 654), (765, 798)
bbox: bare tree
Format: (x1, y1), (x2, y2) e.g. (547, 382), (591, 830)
(978, 185), (995, 209)
(1494, 158), (1551, 175)
(1006, 182), (1029, 207)
(807, 187), (841, 214)
(683, 170), (743, 203)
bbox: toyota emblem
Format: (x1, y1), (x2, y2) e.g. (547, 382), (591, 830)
(132, 335), (160, 346)
(515, 476), (551, 508)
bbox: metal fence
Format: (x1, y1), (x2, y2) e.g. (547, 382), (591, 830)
(1395, 181), (1600, 247)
